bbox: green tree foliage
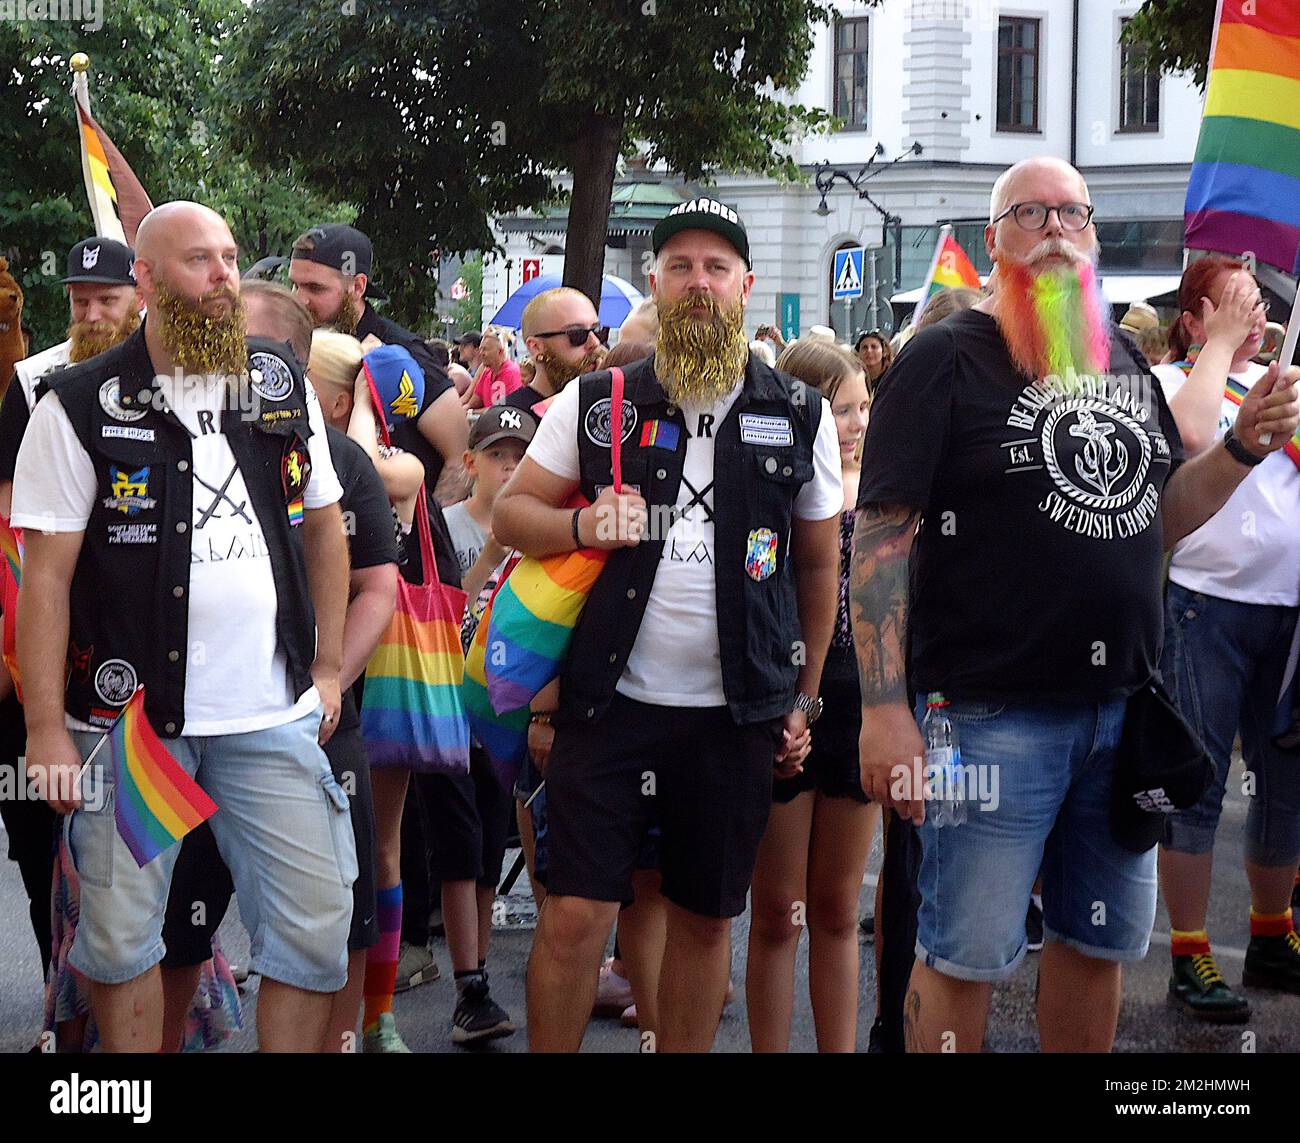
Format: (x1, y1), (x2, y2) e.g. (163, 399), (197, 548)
(224, 0), (834, 318)
(447, 257), (484, 333)
(0, 0), (351, 349)
(1123, 0), (1218, 90)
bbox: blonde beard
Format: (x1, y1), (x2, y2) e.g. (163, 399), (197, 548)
(330, 291), (361, 336)
(67, 310), (141, 363)
(655, 292), (749, 405)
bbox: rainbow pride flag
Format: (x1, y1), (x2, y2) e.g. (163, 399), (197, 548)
(361, 580), (470, 773)
(109, 688), (217, 868)
(913, 225), (982, 325)
(463, 568), (532, 792)
(483, 541), (610, 715)
(1185, 1), (1300, 274)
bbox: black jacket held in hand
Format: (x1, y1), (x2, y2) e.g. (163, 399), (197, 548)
(562, 353), (822, 726)
(50, 328), (317, 737)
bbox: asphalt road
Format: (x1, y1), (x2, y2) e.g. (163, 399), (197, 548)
(1, 756), (1296, 1053)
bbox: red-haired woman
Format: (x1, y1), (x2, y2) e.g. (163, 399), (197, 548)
(1153, 256), (1300, 1022)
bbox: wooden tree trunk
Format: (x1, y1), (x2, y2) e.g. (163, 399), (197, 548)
(563, 112), (625, 308)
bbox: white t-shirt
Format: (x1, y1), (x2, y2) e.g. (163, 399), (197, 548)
(12, 376), (343, 735)
(1156, 360), (1300, 606)
(443, 499), (488, 577)
(525, 377), (843, 706)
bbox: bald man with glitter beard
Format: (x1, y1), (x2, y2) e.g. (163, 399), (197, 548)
(13, 201), (353, 1052)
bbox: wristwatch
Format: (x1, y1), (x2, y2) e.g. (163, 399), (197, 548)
(1223, 429), (1264, 467)
(792, 692), (824, 724)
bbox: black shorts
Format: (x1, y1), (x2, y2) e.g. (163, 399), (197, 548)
(161, 725), (380, 963)
(772, 677), (870, 805)
(411, 748), (511, 887)
(546, 693), (783, 918)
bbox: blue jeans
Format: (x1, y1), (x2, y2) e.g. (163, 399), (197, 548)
(913, 696), (1158, 982)
(65, 707), (356, 991)
(1160, 581), (1300, 865)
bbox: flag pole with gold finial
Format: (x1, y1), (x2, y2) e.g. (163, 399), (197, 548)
(70, 52), (140, 245)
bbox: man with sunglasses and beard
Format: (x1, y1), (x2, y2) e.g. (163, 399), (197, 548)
(495, 198), (844, 1052)
(853, 156), (1300, 1054)
(13, 201), (354, 1052)
(0, 236), (141, 988)
(506, 287), (610, 422)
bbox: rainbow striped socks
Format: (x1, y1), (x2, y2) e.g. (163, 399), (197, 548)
(363, 883), (403, 1032)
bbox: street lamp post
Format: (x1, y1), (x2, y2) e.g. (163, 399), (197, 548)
(814, 142), (923, 331)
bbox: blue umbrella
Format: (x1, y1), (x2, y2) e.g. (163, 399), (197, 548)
(489, 273), (646, 332)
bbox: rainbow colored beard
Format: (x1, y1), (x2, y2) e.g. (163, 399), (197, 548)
(991, 259), (1111, 388)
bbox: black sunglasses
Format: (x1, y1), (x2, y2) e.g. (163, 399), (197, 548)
(534, 323), (609, 348)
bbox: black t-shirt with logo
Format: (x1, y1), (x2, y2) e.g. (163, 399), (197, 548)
(327, 427), (399, 731)
(858, 308), (1184, 703)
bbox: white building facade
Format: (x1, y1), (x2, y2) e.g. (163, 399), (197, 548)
(487, 0), (1203, 340)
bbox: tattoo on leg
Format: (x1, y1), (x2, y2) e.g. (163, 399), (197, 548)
(903, 987), (923, 1053)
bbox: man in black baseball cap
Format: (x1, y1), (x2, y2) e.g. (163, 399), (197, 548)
(3, 234), (143, 492)
(651, 196), (751, 269)
(289, 221), (469, 580)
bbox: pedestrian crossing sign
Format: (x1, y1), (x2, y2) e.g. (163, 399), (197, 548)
(832, 247), (865, 300)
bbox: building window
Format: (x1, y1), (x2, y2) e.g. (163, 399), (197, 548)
(1118, 18), (1160, 132)
(996, 16), (1040, 132)
(833, 18), (869, 131)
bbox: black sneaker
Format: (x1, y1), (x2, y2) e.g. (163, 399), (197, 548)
(1025, 900), (1044, 952)
(1243, 929), (1300, 994)
(1169, 953), (1251, 1022)
(452, 976), (515, 1045)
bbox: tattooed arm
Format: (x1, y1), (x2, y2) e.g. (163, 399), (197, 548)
(851, 503), (927, 822)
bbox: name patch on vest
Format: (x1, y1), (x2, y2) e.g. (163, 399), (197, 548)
(739, 414), (793, 447)
(101, 425), (156, 442)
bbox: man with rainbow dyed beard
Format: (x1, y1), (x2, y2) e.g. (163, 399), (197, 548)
(851, 157), (1300, 1053)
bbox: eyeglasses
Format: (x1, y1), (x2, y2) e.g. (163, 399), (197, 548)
(991, 201), (1095, 232)
(534, 323), (609, 348)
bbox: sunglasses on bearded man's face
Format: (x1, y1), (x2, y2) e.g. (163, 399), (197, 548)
(534, 323), (610, 348)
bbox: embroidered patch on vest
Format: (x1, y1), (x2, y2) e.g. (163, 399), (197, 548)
(94, 657), (137, 705)
(584, 397), (638, 446)
(99, 377), (148, 423)
(248, 351), (295, 402)
(745, 528), (778, 581)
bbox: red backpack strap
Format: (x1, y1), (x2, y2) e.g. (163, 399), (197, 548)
(609, 367), (624, 494)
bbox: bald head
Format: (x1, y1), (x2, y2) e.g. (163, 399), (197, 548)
(132, 200), (241, 313)
(990, 157), (1089, 222)
(135, 201), (234, 261)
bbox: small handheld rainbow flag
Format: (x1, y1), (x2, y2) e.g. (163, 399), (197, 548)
(108, 687), (216, 868)
(1185, 1), (1300, 274)
(913, 225), (983, 325)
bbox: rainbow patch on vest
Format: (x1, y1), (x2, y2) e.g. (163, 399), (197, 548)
(639, 419), (680, 450)
(745, 528), (778, 582)
(287, 497), (304, 527)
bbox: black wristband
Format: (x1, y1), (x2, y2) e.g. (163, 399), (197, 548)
(1223, 429), (1264, 467)
(571, 506), (584, 549)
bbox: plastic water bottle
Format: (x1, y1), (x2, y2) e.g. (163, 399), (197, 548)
(923, 692), (966, 827)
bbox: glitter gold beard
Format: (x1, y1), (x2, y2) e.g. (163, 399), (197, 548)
(655, 292), (749, 404)
(67, 309), (141, 363)
(331, 291), (360, 336)
(153, 283), (248, 376)
(535, 345), (607, 392)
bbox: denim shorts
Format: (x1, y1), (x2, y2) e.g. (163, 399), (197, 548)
(913, 695), (1158, 982)
(1160, 582), (1300, 865)
(65, 706), (356, 992)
